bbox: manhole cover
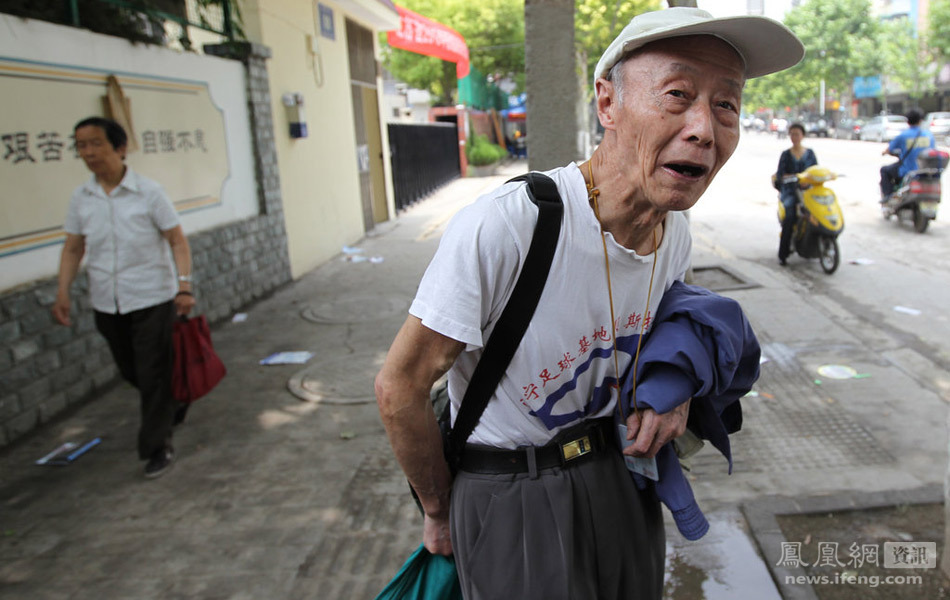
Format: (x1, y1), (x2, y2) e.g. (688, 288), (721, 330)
(690, 265), (760, 292)
(287, 350), (385, 404)
(301, 293), (410, 324)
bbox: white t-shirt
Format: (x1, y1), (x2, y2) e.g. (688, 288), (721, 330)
(410, 163), (691, 448)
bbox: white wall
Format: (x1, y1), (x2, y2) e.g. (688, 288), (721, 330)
(243, 0), (368, 278)
(0, 14), (257, 290)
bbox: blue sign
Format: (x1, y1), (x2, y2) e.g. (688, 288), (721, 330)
(319, 4), (335, 40)
(853, 75), (882, 98)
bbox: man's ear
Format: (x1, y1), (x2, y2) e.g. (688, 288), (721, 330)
(117, 144), (128, 160)
(595, 78), (617, 131)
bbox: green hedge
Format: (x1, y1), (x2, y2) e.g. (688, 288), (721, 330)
(466, 134), (508, 166)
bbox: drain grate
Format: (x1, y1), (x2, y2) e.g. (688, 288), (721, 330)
(734, 407), (894, 471)
(690, 264), (760, 292)
(689, 406), (895, 474)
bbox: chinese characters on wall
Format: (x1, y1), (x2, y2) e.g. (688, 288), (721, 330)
(1, 131), (68, 164)
(141, 129), (208, 154)
(1, 128), (209, 165)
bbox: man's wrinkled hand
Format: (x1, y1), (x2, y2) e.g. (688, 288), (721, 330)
(423, 512), (453, 556)
(623, 398), (691, 459)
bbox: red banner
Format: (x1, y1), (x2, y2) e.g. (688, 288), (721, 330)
(387, 5), (470, 79)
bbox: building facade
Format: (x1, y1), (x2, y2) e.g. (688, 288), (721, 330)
(0, 0), (401, 447)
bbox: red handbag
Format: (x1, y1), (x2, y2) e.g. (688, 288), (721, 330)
(172, 315), (226, 403)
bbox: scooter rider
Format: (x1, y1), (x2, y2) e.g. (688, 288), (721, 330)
(776, 122), (817, 266)
(880, 109), (935, 201)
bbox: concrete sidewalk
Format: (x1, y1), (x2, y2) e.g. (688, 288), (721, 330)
(1, 158), (945, 599)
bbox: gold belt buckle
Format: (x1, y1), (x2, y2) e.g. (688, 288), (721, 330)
(560, 435), (592, 462)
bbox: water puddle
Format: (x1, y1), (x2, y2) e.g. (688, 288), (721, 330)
(664, 511), (781, 600)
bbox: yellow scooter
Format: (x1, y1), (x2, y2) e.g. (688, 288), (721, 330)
(776, 165), (844, 274)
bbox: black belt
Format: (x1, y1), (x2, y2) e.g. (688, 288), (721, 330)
(459, 418), (612, 476)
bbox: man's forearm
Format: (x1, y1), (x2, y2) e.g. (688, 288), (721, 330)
(376, 375), (453, 517)
(376, 316), (463, 518)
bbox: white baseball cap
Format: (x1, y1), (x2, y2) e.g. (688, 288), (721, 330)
(594, 7), (804, 83)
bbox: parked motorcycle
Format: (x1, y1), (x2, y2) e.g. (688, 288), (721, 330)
(881, 148), (947, 233)
(776, 165), (845, 274)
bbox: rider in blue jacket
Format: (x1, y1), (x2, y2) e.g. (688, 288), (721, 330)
(880, 109), (935, 201)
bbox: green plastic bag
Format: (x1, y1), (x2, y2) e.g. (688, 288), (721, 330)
(373, 544), (462, 600)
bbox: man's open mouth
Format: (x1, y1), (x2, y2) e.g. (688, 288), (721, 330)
(665, 163), (707, 178)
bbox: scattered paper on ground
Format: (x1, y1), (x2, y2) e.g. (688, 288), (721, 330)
(259, 351), (314, 365)
(343, 254), (384, 264)
(893, 306), (921, 316)
(232, 313), (248, 323)
(36, 438), (101, 465)
(816, 364), (870, 380)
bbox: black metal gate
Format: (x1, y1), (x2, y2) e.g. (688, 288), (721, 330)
(388, 123), (460, 211)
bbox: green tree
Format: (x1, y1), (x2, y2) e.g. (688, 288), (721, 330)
(383, 0), (669, 105)
(878, 16), (936, 102)
(928, 0), (950, 61)
(575, 0), (660, 95)
(383, 50), (456, 105)
(380, 0), (525, 105)
(742, 0), (879, 114)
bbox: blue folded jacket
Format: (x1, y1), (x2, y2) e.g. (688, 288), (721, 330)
(618, 280), (760, 540)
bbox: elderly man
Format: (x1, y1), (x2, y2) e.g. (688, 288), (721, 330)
(53, 117), (195, 479)
(376, 7), (803, 599)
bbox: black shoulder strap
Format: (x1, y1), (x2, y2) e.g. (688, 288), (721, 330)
(898, 132), (922, 167)
(445, 172), (563, 464)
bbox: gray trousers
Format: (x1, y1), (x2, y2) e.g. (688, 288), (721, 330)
(450, 449), (665, 600)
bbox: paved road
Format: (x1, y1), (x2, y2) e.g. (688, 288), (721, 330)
(1, 151), (946, 600)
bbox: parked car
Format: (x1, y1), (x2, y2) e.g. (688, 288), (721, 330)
(860, 115), (908, 142)
(805, 117), (830, 137)
(771, 118), (788, 137)
(922, 112), (950, 139)
(833, 118), (865, 140)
